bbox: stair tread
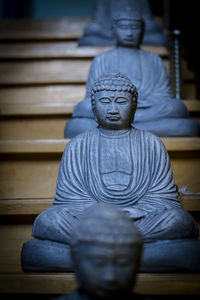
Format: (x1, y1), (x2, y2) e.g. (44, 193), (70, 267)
(0, 194), (199, 215)
(0, 59), (194, 86)
(0, 42), (168, 59)
(0, 272), (200, 295)
(1, 137), (200, 153)
(0, 18), (90, 41)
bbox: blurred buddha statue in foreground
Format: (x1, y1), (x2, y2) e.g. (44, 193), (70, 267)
(22, 73), (200, 273)
(65, 13), (199, 138)
(54, 203), (143, 300)
(79, 0), (167, 46)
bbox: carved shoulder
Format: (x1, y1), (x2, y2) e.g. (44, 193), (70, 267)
(137, 129), (167, 153)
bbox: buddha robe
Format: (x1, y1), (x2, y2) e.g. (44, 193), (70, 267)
(33, 128), (198, 243)
(65, 48), (199, 137)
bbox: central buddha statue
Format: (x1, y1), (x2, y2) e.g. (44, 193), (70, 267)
(65, 14), (199, 138)
(21, 72), (200, 273)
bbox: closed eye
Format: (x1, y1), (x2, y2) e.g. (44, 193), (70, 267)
(115, 257), (131, 267)
(119, 25), (128, 30)
(130, 26), (139, 30)
(99, 98), (111, 104)
(90, 257), (106, 266)
(116, 97), (129, 104)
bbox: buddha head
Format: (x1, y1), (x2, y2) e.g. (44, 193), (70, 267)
(91, 72), (138, 130)
(112, 14), (145, 48)
(70, 203), (143, 299)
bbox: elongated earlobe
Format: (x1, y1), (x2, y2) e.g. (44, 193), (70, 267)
(91, 103), (98, 122)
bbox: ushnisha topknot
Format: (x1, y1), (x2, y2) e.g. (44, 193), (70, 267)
(70, 203), (143, 247)
(112, 15), (145, 27)
(91, 72), (138, 111)
(111, 5), (145, 26)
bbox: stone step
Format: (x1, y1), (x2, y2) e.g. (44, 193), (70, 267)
(0, 272), (200, 295)
(0, 42), (168, 59)
(0, 138), (200, 200)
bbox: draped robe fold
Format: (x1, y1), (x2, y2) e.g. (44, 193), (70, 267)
(54, 128), (180, 217)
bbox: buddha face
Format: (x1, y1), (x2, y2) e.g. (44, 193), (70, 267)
(114, 18), (144, 47)
(93, 90), (135, 130)
(73, 242), (140, 298)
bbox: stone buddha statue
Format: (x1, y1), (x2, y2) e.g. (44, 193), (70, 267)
(21, 72), (200, 273)
(65, 14), (199, 138)
(54, 203), (143, 300)
(79, 0), (168, 46)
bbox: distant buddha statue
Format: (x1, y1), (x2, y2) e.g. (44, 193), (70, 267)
(65, 14), (199, 138)
(79, 0), (167, 46)
(21, 73), (200, 273)
(54, 203), (143, 300)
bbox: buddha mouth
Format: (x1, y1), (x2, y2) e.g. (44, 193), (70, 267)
(106, 115), (120, 121)
(124, 37), (134, 42)
(98, 284), (119, 296)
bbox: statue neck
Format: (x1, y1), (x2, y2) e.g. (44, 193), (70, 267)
(116, 44), (141, 51)
(77, 288), (134, 299)
(99, 127), (131, 137)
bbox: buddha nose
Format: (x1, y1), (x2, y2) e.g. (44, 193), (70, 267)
(108, 102), (119, 114)
(126, 28), (133, 37)
(102, 265), (117, 285)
